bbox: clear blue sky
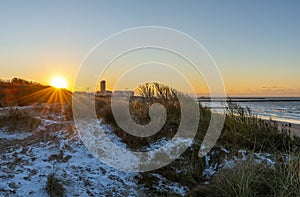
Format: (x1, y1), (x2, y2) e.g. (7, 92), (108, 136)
(0, 0), (299, 96)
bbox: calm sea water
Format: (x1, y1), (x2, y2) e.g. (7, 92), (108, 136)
(201, 97), (300, 125)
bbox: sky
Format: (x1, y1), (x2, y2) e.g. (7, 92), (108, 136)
(0, 0), (299, 96)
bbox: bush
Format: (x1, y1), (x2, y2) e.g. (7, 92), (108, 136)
(94, 83), (182, 149)
(137, 82), (177, 100)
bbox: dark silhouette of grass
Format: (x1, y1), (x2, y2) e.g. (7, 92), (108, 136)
(45, 172), (64, 197)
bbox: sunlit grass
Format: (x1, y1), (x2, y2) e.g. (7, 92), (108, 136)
(16, 86), (73, 122)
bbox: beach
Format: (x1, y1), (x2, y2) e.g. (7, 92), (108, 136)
(202, 98), (300, 138)
(273, 121), (300, 137)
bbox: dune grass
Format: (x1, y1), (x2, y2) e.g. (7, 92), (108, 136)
(187, 153), (300, 197)
(95, 84), (300, 196)
(218, 100), (299, 153)
(45, 172), (65, 197)
(0, 107), (41, 132)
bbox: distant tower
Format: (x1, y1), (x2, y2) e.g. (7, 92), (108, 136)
(100, 80), (106, 93)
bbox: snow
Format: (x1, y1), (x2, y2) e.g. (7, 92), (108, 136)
(0, 128), (140, 196)
(0, 105), (189, 196)
(145, 137), (193, 162)
(150, 173), (188, 195)
(254, 153), (276, 166)
(202, 147), (278, 178)
(0, 106), (139, 197)
(0, 105), (285, 196)
(75, 119), (141, 171)
(0, 128), (32, 140)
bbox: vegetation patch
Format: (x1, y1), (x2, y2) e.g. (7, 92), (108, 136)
(45, 172), (65, 197)
(95, 84), (299, 196)
(188, 154), (300, 197)
(0, 108), (41, 132)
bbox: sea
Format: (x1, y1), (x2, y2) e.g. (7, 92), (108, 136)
(200, 97), (300, 125)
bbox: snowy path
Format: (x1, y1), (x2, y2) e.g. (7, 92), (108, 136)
(0, 108), (140, 196)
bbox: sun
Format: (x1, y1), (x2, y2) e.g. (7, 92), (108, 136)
(50, 77), (68, 89)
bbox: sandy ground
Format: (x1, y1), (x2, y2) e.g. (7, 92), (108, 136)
(283, 123), (300, 137)
(269, 120), (300, 137)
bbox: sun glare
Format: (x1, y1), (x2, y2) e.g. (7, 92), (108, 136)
(50, 77), (68, 89)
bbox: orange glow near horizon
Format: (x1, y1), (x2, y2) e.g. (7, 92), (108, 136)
(14, 86), (73, 124)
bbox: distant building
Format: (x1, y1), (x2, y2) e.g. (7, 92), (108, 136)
(100, 80), (106, 93)
(96, 80), (112, 96)
(95, 80), (135, 97)
(113, 90), (134, 97)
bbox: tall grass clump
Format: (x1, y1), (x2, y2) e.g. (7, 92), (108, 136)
(95, 96), (115, 123)
(206, 156), (272, 197)
(63, 103), (73, 121)
(45, 172), (64, 197)
(185, 100), (300, 196)
(0, 108), (40, 131)
(218, 99), (298, 153)
(269, 154), (300, 196)
(187, 153), (300, 197)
